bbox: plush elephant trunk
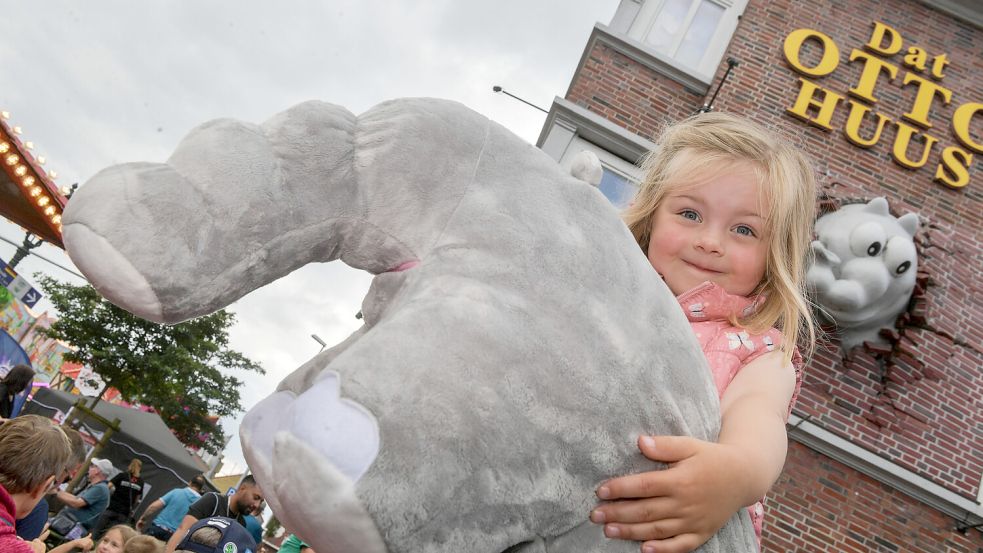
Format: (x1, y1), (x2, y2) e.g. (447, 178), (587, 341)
(823, 258), (892, 311)
(63, 100), (490, 323)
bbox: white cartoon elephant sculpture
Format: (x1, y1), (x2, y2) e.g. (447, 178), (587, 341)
(808, 197), (919, 351)
(61, 98), (756, 552)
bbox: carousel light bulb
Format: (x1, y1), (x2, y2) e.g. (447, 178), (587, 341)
(37, 156), (45, 165)
(22, 176), (35, 187)
(0, 111), (9, 119)
(25, 141), (33, 149)
(0, 142), (8, 153)
(51, 214), (62, 225)
(49, 170), (58, 178)
(12, 126), (21, 134)
(5, 154), (18, 166)
(38, 196), (50, 206)
(43, 205), (56, 216)
(14, 165), (27, 176)
(30, 186), (42, 197)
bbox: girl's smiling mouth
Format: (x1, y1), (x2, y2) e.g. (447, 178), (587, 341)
(684, 260), (723, 274)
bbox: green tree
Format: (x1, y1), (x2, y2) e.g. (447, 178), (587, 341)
(264, 515), (281, 538)
(36, 275), (264, 455)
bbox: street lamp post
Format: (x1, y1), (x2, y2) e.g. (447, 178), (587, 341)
(492, 85), (549, 114)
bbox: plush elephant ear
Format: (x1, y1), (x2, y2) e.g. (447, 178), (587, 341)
(63, 99), (492, 323)
(862, 196), (890, 215)
(898, 212), (919, 237)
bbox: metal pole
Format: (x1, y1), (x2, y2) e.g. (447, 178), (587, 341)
(492, 86), (549, 114)
(697, 57), (740, 114)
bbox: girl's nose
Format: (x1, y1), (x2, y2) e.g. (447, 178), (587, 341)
(695, 230), (723, 254)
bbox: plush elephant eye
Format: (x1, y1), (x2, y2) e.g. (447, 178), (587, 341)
(883, 236), (917, 279)
(849, 222), (886, 258)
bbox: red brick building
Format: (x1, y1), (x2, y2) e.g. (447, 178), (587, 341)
(539, 1), (982, 550)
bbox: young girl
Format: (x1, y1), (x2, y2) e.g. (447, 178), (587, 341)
(124, 534), (164, 553)
(47, 524), (137, 553)
(589, 112), (816, 552)
(95, 524), (137, 553)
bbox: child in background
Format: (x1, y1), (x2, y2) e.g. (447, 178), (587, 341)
(125, 534), (165, 553)
(0, 415), (73, 553)
(91, 524), (138, 553)
(590, 112), (816, 552)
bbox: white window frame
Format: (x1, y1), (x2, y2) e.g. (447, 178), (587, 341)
(609, 0), (748, 89)
(538, 97), (651, 209)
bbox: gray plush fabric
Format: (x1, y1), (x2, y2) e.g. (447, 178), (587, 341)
(62, 99), (756, 552)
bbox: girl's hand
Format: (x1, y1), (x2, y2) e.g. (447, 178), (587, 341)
(76, 535), (95, 551)
(589, 435), (750, 553)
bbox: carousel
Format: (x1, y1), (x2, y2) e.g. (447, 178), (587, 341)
(0, 110), (69, 251)
(0, 110), (81, 391)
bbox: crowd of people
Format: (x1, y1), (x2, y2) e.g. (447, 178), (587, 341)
(0, 411), (297, 553)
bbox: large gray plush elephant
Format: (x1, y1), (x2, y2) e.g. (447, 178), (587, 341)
(62, 99), (756, 552)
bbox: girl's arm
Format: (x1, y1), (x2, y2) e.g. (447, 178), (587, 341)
(589, 350), (795, 553)
(46, 535), (94, 553)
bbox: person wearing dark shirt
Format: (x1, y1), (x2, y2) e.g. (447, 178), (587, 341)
(91, 458), (144, 538)
(164, 475), (263, 553)
(0, 365), (34, 420)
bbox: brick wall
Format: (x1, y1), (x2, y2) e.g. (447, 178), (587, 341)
(764, 442), (981, 552)
(566, 0), (982, 548)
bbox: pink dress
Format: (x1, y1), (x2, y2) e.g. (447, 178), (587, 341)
(676, 282), (803, 544)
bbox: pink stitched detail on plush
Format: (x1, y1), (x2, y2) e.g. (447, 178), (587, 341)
(389, 260), (419, 272)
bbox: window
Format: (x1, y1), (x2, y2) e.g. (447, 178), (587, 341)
(645, 0), (725, 68)
(598, 168), (638, 209)
(609, 0), (747, 89)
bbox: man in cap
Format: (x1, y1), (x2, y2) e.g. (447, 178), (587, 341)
(175, 516), (257, 553)
(53, 457), (115, 532)
(165, 476), (263, 553)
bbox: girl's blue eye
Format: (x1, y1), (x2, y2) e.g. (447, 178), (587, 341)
(680, 209), (700, 221)
(734, 225), (756, 237)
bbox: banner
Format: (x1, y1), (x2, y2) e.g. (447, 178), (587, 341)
(0, 328), (32, 417)
(0, 327), (30, 374)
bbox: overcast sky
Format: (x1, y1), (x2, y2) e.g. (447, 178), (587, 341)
(0, 1), (618, 475)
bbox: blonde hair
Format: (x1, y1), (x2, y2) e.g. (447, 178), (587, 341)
(129, 458), (143, 476)
(623, 112), (816, 360)
(125, 534), (164, 553)
(0, 415), (72, 494)
(105, 525), (138, 545)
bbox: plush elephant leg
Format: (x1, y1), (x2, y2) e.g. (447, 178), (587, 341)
(242, 373), (381, 550)
(271, 432), (387, 553)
